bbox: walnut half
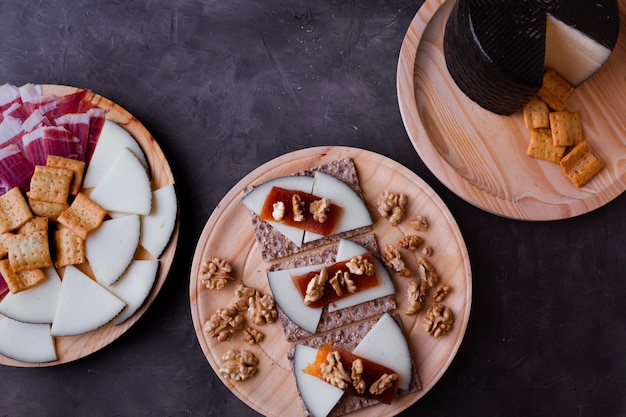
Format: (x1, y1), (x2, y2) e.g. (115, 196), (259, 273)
(236, 284), (278, 326)
(320, 351), (351, 390)
(218, 350), (258, 381)
(369, 373), (398, 395)
(304, 268), (329, 305)
(405, 280), (428, 315)
(345, 255), (375, 276)
(377, 190), (407, 226)
(310, 198), (331, 223)
(200, 257), (235, 290)
(423, 304), (454, 338)
(203, 305), (245, 342)
(383, 244), (411, 277)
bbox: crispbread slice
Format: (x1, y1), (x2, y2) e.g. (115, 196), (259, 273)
(27, 165), (73, 204)
(7, 230), (53, 272)
(53, 227), (86, 267)
(560, 141), (604, 188)
(56, 192), (107, 239)
(0, 259), (46, 294)
(268, 234), (396, 342)
(287, 313), (421, 417)
(46, 155), (86, 195)
(0, 187), (33, 233)
(246, 158), (372, 262)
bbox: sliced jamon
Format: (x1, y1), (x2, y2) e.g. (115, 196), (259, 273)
(0, 116), (25, 149)
(22, 126), (82, 166)
(0, 145), (34, 193)
(55, 113), (91, 159)
(0, 84), (21, 118)
(85, 107), (105, 163)
(22, 109), (53, 133)
(0, 274), (8, 302)
(37, 89), (90, 121)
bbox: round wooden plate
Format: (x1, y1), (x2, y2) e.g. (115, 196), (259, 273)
(0, 85), (179, 367)
(397, 0), (626, 220)
(190, 146), (471, 417)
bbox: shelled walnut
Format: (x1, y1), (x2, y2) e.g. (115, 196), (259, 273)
(433, 285), (451, 302)
(369, 373), (398, 395)
(409, 215), (428, 231)
(382, 245), (411, 277)
(292, 194), (305, 222)
(200, 257), (235, 290)
(203, 305), (245, 342)
(397, 235), (424, 251)
(377, 190), (407, 225)
(304, 268), (328, 305)
(405, 280), (428, 315)
(350, 358), (366, 395)
(423, 304), (454, 338)
(345, 255), (374, 276)
(417, 257), (438, 288)
(320, 351), (351, 389)
(242, 327), (265, 345)
(218, 350), (258, 381)
(310, 198), (331, 223)
(236, 284), (278, 326)
(329, 270), (357, 296)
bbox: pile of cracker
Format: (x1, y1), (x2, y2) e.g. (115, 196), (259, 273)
(523, 68), (604, 188)
(0, 156), (106, 295)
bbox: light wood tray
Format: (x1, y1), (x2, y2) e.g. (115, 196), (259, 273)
(397, 0), (626, 220)
(190, 147), (471, 417)
(0, 85), (179, 367)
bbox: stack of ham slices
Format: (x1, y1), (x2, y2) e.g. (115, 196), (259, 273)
(0, 83), (104, 196)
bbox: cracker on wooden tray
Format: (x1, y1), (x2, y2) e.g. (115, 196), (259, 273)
(27, 165), (73, 205)
(0, 187), (34, 233)
(523, 97), (550, 129)
(7, 230), (53, 272)
(537, 68), (574, 111)
(526, 128), (566, 163)
(56, 192), (107, 239)
(53, 227), (86, 268)
(0, 259), (46, 294)
(28, 199), (68, 221)
(549, 111), (582, 147)
(46, 155), (86, 195)
(559, 141), (604, 188)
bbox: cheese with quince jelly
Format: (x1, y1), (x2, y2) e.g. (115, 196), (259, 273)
(443, 0), (620, 115)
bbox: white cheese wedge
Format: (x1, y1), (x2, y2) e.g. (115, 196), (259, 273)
(303, 171), (372, 244)
(89, 147), (152, 215)
(140, 184), (177, 258)
(83, 119), (148, 188)
(327, 239), (394, 313)
(352, 313), (412, 391)
(545, 15), (612, 86)
(50, 266), (126, 337)
(86, 214), (141, 287)
(293, 344), (344, 417)
(241, 175), (314, 247)
(0, 318), (57, 363)
(0, 267), (61, 324)
(267, 262), (328, 334)
(108, 260), (159, 325)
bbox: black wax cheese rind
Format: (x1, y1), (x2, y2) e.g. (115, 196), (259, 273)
(443, 0), (620, 115)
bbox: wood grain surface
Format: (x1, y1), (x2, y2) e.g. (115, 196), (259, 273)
(397, 0), (626, 220)
(189, 146), (471, 417)
(0, 85), (179, 367)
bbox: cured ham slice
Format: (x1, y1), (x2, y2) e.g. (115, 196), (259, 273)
(22, 126), (82, 166)
(37, 89), (90, 121)
(85, 107), (105, 163)
(55, 113), (91, 160)
(0, 145), (34, 193)
(0, 84), (20, 118)
(0, 273), (8, 301)
(0, 116), (24, 149)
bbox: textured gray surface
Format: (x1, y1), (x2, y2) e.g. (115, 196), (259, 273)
(0, 0), (625, 416)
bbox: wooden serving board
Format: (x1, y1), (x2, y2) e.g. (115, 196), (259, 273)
(190, 147), (471, 417)
(397, 0), (626, 220)
(0, 85), (179, 367)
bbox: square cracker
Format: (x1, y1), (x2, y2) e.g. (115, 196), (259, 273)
(560, 141), (604, 188)
(549, 111), (582, 147)
(0, 259), (46, 294)
(53, 227), (85, 267)
(46, 155), (86, 195)
(7, 230), (53, 272)
(537, 68), (574, 111)
(526, 128), (566, 163)
(523, 97), (550, 129)
(27, 165), (73, 204)
(28, 199), (68, 221)
(0, 187), (34, 233)
(0, 233), (14, 258)
(17, 216), (49, 235)
(56, 193), (107, 239)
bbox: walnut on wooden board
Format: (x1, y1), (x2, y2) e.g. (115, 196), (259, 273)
(309, 198), (331, 223)
(218, 350), (259, 381)
(421, 245), (433, 257)
(320, 351), (351, 390)
(377, 190), (407, 226)
(200, 257), (235, 290)
(433, 284), (451, 302)
(409, 215), (428, 231)
(369, 373), (398, 395)
(345, 255), (375, 276)
(417, 257), (438, 288)
(236, 284), (278, 326)
(350, 358), (366, 395)
(397, 234), (424, 251)
(329, 270), (357, 297)
(292, 194), (305, 222)
(242, 327), (265, 345)
(304, 267), (329, 305)
(203, 305), (245, 342)
(423, 304), (454, 338)
(382, 244), (411, 277)
(405, 280), (429, 315)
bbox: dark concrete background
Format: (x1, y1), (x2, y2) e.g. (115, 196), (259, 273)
(0, 0), (625, 416)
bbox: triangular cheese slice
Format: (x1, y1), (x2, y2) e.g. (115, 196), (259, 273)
(50, 266), (125, 337)
(89, 147), (152, 215)
(140, 184), (177, 258)
(0, 318), (57, 363)
(0, 267), (62, 324)
(86, 214), (140, 286)
(108, 260), (159, 325)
